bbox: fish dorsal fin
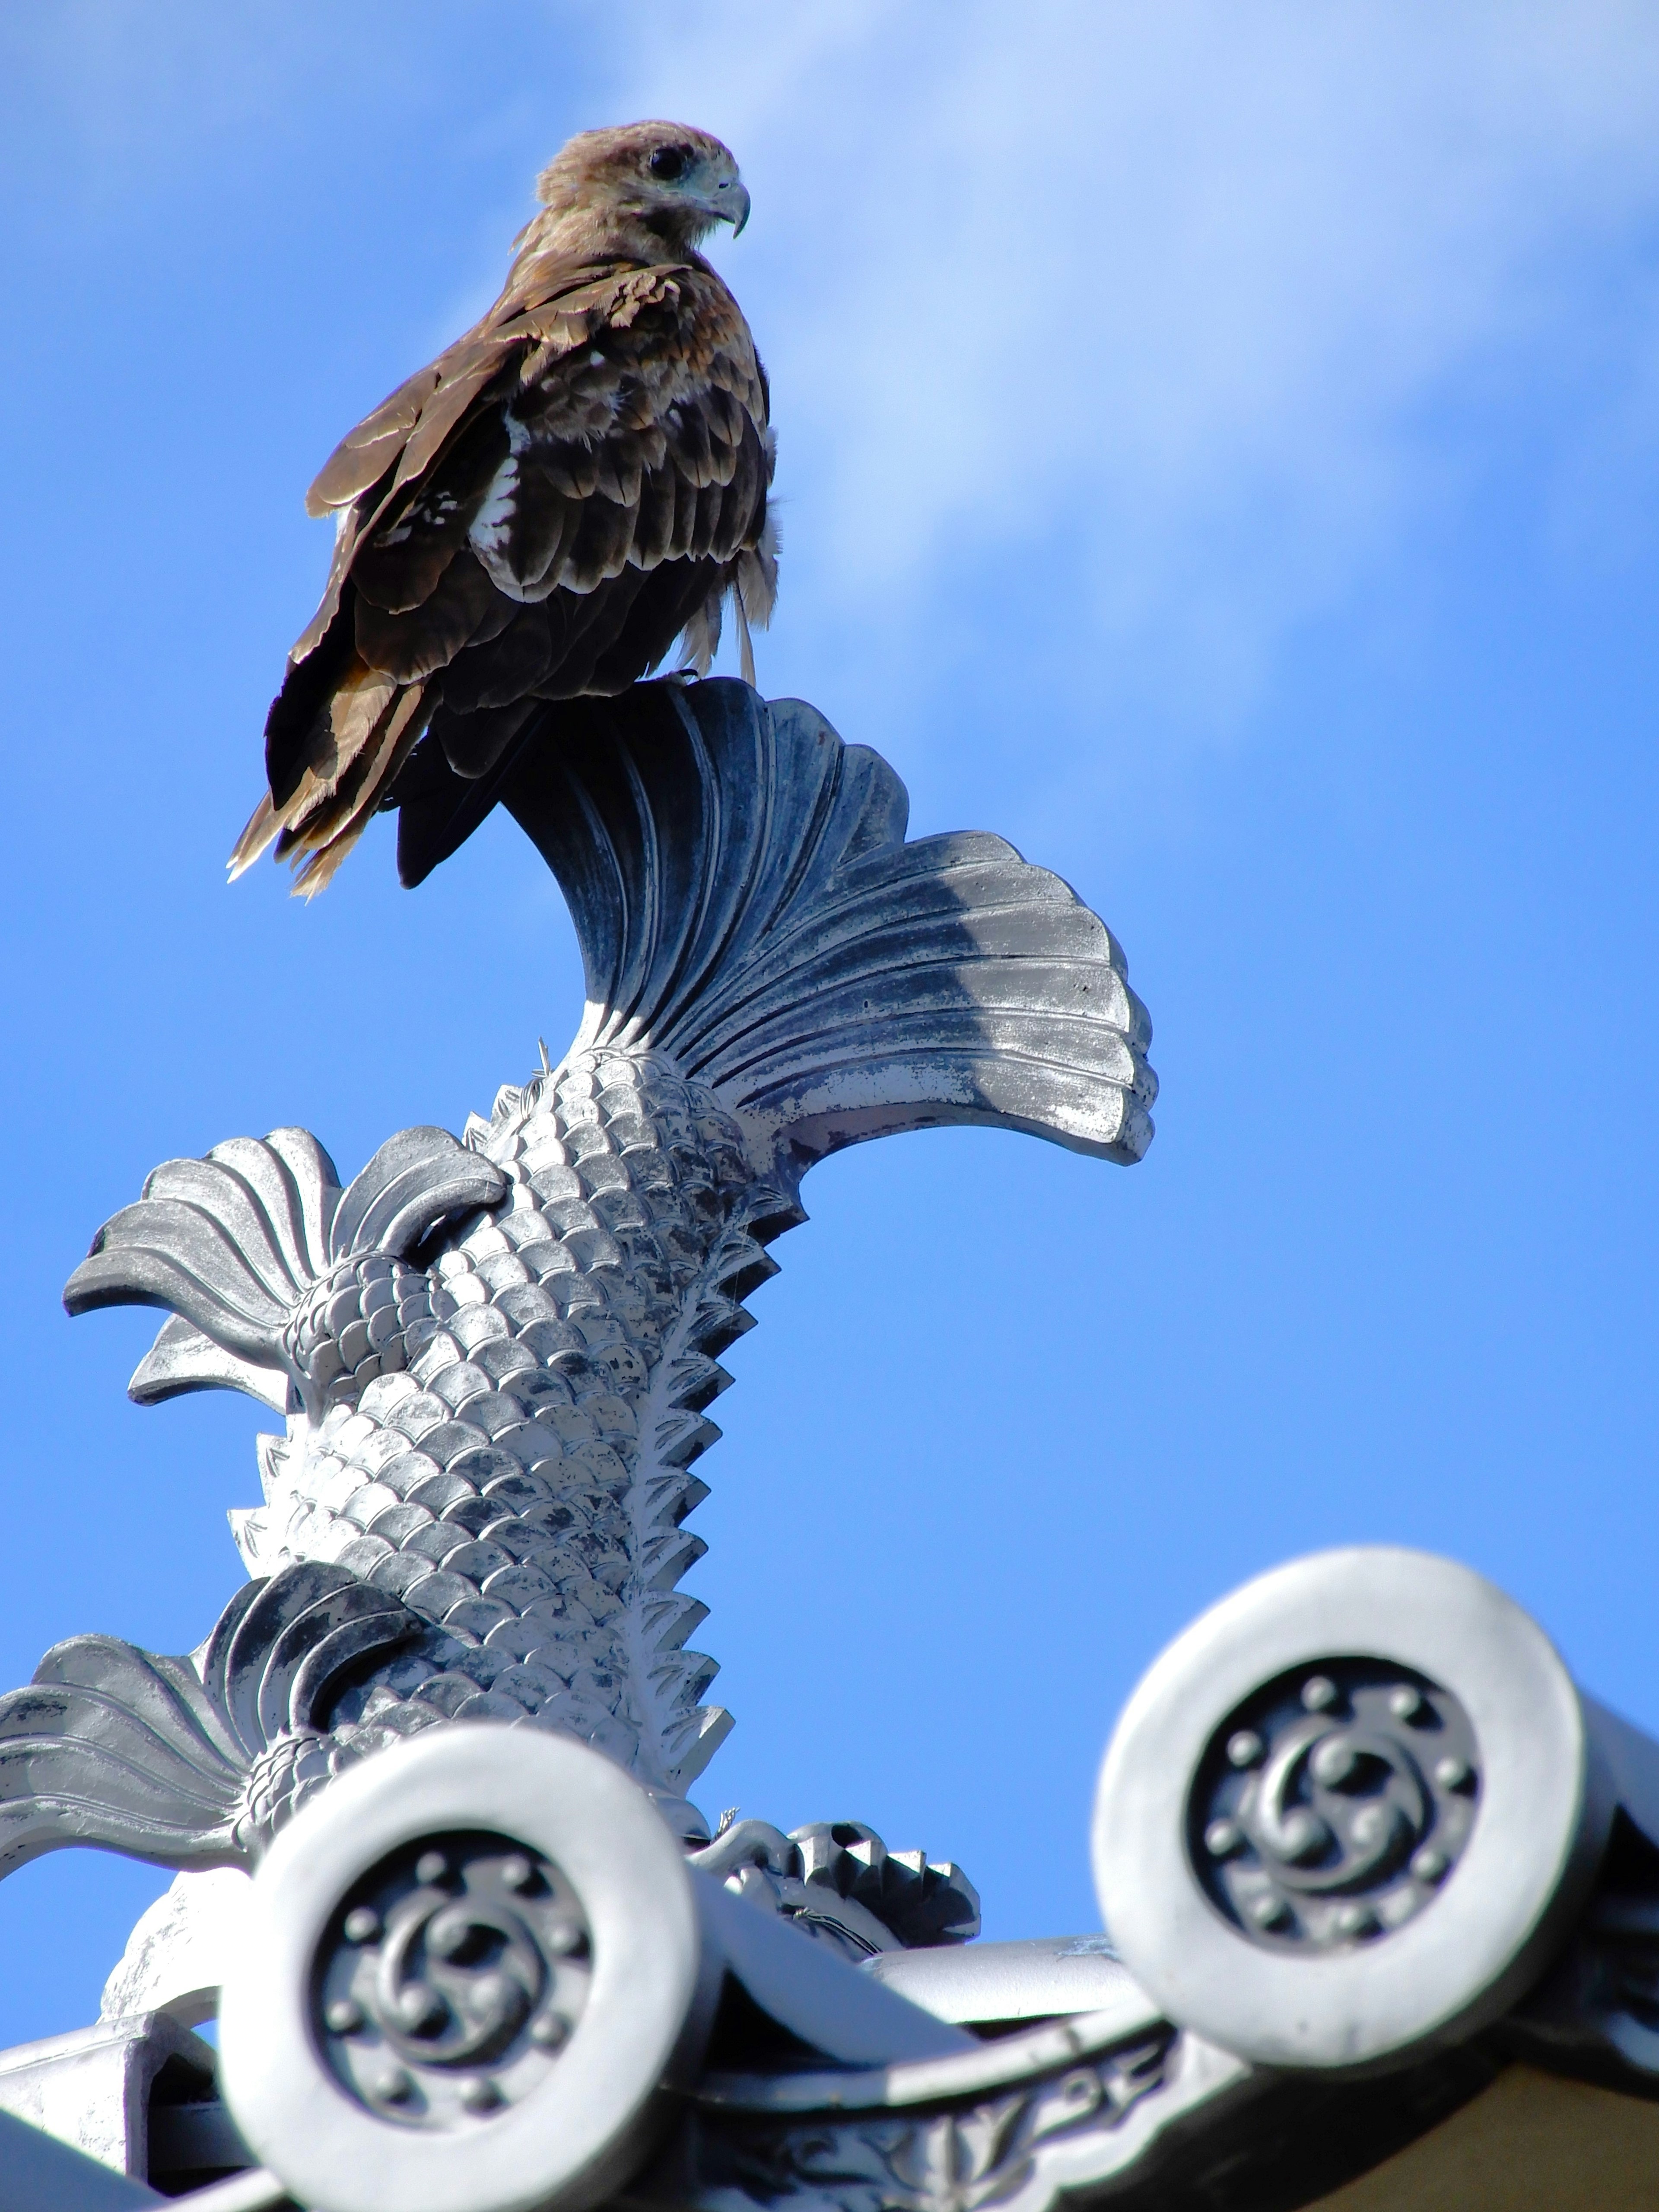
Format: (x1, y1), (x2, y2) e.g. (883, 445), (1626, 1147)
(503, 679), (1155, 1175)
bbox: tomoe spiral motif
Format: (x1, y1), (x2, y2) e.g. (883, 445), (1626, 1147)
(1188, 1661), (1481, 1951)
(315, 1830), (592, 2128)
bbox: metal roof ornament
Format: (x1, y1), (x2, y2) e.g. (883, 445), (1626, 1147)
(25, 680), (1152, 1877)
(6, 683), (1659, 2212)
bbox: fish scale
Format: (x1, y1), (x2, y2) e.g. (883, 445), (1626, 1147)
(239, 1048), (783, 1792)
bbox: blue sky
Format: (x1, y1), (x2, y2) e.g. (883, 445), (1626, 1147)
(1, 2), (1658, 2046)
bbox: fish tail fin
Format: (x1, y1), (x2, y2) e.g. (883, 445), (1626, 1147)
(0, 1566), (423, 1876)
(501, 678), (1156, 1179)
(64, 1125), (503, 1411)
(63, 1128), (344, 1398)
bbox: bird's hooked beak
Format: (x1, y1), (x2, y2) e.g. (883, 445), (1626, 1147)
(715, 176), (751, 236)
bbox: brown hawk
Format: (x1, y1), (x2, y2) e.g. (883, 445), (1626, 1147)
(230, 122), (775, 893)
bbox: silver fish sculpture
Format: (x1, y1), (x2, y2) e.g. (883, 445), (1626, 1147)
(3, 681), (1154, 1949)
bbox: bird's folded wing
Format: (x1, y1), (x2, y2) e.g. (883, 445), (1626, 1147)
(256, 248), (773, 890)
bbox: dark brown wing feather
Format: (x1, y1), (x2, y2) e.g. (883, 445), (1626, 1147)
(392, 710), (537, 888)
(231, 247), (774, 895)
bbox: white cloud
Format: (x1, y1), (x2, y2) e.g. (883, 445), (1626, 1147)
(604, 1), (1659, 742)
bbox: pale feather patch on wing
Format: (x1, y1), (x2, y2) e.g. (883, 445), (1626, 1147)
(467, 412), (532, 589)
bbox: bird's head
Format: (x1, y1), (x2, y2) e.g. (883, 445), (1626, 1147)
(536, 122), (750, 253)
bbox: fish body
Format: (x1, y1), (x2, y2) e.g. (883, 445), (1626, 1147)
(239, 1046), (786, 1797)
(27, 680), (1154, 1896)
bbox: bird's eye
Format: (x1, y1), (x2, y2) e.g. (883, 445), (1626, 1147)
(648, 146), (689, 181)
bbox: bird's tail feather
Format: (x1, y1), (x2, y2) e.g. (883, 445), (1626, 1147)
(229, 663), (434, 895)
(389, 705), (543, 888)
(227, 790), (281, 880)
(283, 679), (433, 896)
